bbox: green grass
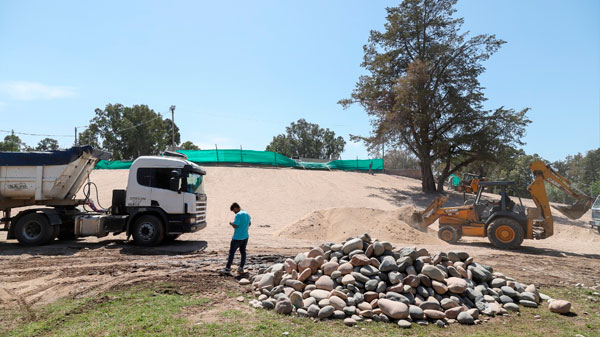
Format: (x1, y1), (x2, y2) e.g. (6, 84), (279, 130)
(2, 286), (598, 337)
(1, 285), (210, 337)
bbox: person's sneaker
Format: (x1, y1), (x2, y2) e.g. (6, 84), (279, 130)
(219, 268), (231, 275)
(237, 267), (245, 274)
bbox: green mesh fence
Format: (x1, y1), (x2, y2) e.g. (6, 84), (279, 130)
(178, 149), (298, 167)
(95, 160), (134, 169)
(94, 149), (382, 171)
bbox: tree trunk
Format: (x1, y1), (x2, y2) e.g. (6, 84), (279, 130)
(420, 159), (437, 193)
(437, 163), (451, 193)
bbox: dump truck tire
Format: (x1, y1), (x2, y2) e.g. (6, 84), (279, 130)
(14, 213), (54, 246)
(132, 215), (165, 246)
(438, 226), (460, 244)
(487, 217), (524, 249)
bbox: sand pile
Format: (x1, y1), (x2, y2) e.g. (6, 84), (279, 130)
(244, 233), (573, 329)
(277, 207), (440, 245)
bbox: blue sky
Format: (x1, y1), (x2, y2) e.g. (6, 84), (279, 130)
(0, 0), (598, 161)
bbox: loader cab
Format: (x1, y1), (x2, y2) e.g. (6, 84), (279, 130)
(472, 181), (524, 222)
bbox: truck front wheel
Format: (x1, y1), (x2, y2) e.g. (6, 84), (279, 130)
(132, 215), (164, 246)
(14, 213), (55, 246)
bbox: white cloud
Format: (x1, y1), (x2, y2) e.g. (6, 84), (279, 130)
(0, 81), (76, 100)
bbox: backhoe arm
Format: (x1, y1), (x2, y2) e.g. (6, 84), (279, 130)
(527, 161), (593, 238)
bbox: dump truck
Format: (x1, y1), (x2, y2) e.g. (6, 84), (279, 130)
(416, 160), (593, 249)
(0, 146), (207, 246)
(591, 195), (600, 233)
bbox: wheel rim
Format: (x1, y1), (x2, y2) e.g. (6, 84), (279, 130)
(495, 225), (515, 243)
(440, 229), (454, 242)
(138, 222), (155, 240)
(22, 221), (42, 240)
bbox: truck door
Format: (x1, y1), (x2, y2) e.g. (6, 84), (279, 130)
(136, 167), (183, 213)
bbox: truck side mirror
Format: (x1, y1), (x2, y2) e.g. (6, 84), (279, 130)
(169, 177), (180, 192)
(169, 170), (181, 192)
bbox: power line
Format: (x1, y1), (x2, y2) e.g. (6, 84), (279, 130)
(0, 129), (74, 138)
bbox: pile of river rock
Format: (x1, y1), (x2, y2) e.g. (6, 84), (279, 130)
(245, 233), (572, 328)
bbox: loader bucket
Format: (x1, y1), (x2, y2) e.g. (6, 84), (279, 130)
(553, 197), (594, 220)
(412, 196), (449, 229)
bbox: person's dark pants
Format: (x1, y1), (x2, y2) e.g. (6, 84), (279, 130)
(226, 238), (248, 269)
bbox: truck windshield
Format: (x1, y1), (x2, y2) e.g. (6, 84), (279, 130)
(186, 172), (204, 194)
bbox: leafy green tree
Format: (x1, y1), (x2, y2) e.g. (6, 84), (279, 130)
(180, 141), (200, 150)
(0, 131), (27, 152)
(35, 137), (59, 151)
(266, 119), (346, 159)
(78, 104), (180, 160)
(339, 0), (529, 192)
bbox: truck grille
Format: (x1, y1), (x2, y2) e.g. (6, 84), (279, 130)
(592, 209), (600, 220)
(196, 195), (207, 225)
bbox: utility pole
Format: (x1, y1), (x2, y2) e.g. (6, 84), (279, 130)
(170, 105), (176, 151)
(74, 127), (77, 146)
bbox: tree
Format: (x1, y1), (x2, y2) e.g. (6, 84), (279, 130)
(78, 104), (181, 160)
(180, 141), (200, 150)
(266, 119), (346, 159)
(0, 131), (27, 152)
(35, 138), (59, 151)
(340, 0), (529, 192)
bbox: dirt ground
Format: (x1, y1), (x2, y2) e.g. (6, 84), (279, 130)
(1, 167), (599, 317)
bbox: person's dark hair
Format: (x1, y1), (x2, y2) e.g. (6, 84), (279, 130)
(230, 202), (240, 211)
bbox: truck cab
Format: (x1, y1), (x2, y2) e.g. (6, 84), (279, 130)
(122, 155), (207, 239)
(590, 195), (600, 233)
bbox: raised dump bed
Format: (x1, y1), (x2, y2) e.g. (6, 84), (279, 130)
(0, 146), (109, 209)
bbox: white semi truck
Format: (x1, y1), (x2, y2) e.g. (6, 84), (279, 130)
(0, 146), (207, 246)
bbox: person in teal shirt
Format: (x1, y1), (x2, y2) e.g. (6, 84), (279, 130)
(221, 202), (251, 274)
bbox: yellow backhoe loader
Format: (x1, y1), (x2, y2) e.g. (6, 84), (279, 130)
(416, 160), (593, 249)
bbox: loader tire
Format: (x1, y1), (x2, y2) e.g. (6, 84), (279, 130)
(487, 217), (524, 249)
(14, 213), (54, 246)
(132, 215), (164, 246)
(438, 226), (460, 244)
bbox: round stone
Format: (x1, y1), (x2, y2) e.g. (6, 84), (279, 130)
(329, 296), (346, 310)
(344, 318), (356, 326)
(548, 299), (571, 314)
(290, 291), (304, 309)
(397, 319), (412, 328)
(321, 261), (339, 276)
(421, 265), (445, 282)
(446, 277), (468, 294)
(275, 298), (293, 315)
(409, 305), (425, 320)
(342, 238), (363, 254)
(503, 303), (519, 312)
(318, 305), (335, 319)
(315, 276), (335, 291)
(457, 311), (474, 325)
(424, 309), (445, 320)
(377, 299), (409, 319)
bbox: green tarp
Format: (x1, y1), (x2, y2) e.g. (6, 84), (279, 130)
(95, 149), (382, 172)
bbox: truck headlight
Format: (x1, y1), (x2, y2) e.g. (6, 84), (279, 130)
(186, 215), (197, 224)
